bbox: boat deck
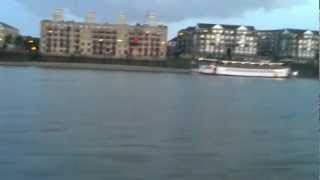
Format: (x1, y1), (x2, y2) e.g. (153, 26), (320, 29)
(216, 63), (288, 69)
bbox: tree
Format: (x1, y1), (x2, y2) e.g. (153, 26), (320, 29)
(4, 35), (13, 45)
(14, 36), (24, 47)
(25, 37), (40, 51)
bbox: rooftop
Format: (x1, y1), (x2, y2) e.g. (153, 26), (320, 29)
(169, 37), (178, 42)
(42, 19), (167, 29)
(197, 23), (255, 31)
(258, 28), (319, 35)
(0, 22), (19, 31)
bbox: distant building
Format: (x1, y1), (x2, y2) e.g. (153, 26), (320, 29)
(257, 29), (319, 62)
(175, 23), (258, 60)
(40, 9), (168, 60)
(176, 27), (196, 58)
(0, 22), (19, 48)
(167, 37), (177, 57)
(256, 30), (280, 60)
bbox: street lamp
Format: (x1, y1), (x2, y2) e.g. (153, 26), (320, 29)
(31, 46), (37, 51)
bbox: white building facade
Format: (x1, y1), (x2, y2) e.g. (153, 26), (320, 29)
(176, 23), (258, 60)
(0, 22), (19, 48)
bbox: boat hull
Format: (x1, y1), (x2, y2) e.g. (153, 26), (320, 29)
(215, 66), (291, 78)
(197, 65), (215, 74)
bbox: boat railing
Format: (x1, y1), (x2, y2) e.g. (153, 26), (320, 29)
(198, 58), (286, 67)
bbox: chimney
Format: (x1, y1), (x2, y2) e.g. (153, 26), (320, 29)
(145, 12), (157, 26)
(117, 12), (127, 25)
(53, 8), (64, 22)
(85, 12), (96, 23)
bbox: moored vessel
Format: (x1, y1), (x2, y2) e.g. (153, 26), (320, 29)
(197, 58), (296, 78)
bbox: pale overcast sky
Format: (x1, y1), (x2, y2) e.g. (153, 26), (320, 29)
(0, 0), (317, 38)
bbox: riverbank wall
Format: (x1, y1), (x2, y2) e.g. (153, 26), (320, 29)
(0, 61), (191, 74)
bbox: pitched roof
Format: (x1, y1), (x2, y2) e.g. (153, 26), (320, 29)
(169, 37), (178, 42)
(197, 23), (255, 31)
(0, 22), (18, 31)
(180, 26), (196, 32)
(284, 28), (307, 34)
(258, 28), (319, 35)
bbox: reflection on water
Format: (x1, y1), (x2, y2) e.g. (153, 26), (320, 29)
(0, 67), (318, 180)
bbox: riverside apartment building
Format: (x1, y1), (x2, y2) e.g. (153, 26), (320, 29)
(0, 22), (19, 48)
(257, 29), (319, 62)
(176, 23), (258, 60)
(40, 9), (168, 60)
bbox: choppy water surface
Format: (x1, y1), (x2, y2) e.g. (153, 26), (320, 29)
(0, 66), (318, 180)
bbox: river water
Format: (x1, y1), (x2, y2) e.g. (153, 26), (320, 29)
(0, 66), (318, 180)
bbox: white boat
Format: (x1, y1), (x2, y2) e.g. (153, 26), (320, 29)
(197, 64), (216, 74)
(292, 71), (299, 77)
(197, 59), (294, 78)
